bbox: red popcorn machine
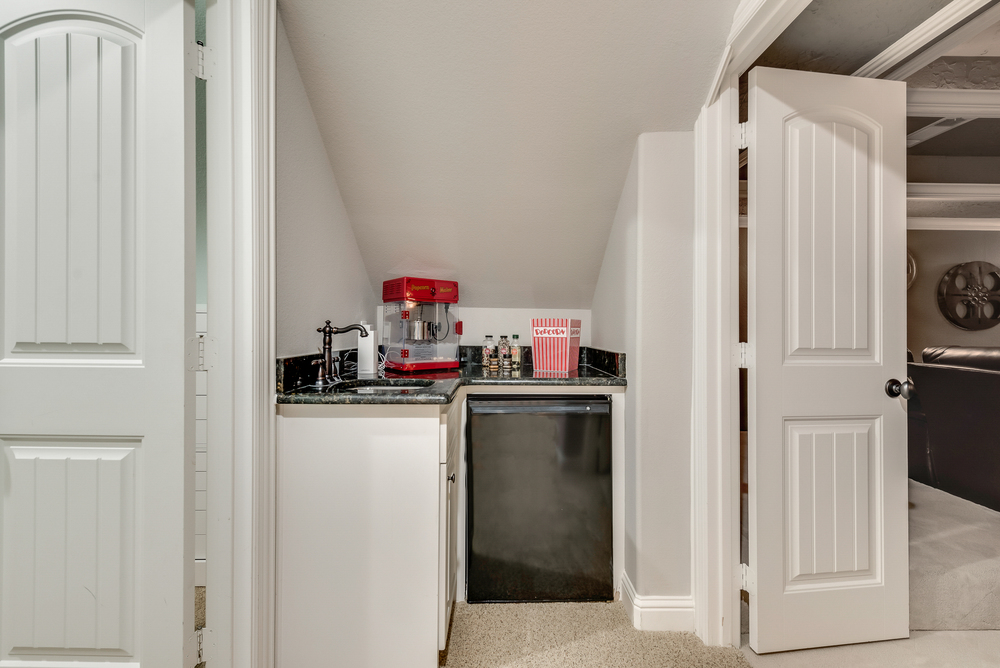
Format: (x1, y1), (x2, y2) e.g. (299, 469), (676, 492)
(381, 277), (463, 372)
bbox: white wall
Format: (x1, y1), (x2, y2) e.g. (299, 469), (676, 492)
(636, 133), (694, 598)
(459, 308), (592, 348)
(592, 145), (638, 578)
(592, 133), (694, 603)
(276, 14), (377, 357)
(907, 230), (1000, 357)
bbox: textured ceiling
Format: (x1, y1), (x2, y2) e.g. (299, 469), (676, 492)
(277, 0), (740, 308)
(738, 0), (954, 122)
(751, 0), (953, 76)
(906, 56), (1000, 88)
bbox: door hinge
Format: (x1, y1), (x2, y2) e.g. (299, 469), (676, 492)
(737, 122), (748, 150)
(196, 628), (205, 665)
(740, 563), (756, 596)
(186, 627), (213, 667)
(186, 334), (218, 371)
(188, 41), (215, 81)
(734, 341), (754, 369)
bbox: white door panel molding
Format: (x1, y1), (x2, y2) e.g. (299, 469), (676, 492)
(784, 419), (879, 588)
(0, 4), (144, 32)
(2, 17), (139, 363)
(783, 111), (878, 363)
(2, 437), (138, 656)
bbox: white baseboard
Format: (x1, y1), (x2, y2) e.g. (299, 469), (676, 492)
(621, 571), (695, 632)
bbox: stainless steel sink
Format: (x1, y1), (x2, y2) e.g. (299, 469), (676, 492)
(289, 378), (436, 393)
(333, 379), (435, 392)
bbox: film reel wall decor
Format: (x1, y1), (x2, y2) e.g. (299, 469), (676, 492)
(937, 261), (1000, 331)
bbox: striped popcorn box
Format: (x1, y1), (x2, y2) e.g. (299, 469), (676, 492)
(530, 318), (581, 372)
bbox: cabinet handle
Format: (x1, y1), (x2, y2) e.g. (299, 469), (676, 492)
(447, 474), (456, 483)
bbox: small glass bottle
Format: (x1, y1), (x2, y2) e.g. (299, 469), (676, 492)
(510, 334), (521, 369)
(482, 335), (495, 365)
(499, 335), (511, 371)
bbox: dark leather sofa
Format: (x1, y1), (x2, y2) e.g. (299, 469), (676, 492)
(908, 346), (1000, 512)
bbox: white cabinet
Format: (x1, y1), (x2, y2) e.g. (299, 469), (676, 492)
(276, 402), (461, 668)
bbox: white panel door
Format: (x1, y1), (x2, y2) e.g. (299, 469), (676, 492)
(0, 1), (194, 666)
(747, 67), (908, 653)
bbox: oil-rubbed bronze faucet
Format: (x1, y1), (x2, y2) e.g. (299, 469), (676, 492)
(313, 320), (371, 385)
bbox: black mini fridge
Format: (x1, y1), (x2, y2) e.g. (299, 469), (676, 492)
(466, 395), (612, 603)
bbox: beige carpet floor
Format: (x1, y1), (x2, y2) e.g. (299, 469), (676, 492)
(442, 601), (751, 667)
(909, 480), (1000, 630)
(195, 586), (205, 630)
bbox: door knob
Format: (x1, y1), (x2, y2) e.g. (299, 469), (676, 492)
(447, 474), (456, 483)
(885, 378), (914, 400)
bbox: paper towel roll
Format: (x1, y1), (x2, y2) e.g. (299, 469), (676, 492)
(357, 321), (378, 373)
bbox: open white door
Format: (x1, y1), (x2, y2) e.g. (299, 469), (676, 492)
(0, 1), (195, 666)
(747, 67), (908, 653)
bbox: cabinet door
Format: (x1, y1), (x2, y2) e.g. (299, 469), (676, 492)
(437, 452), (459, 651)
(447, 450), (459, 627)
(438, 462), (449, 650)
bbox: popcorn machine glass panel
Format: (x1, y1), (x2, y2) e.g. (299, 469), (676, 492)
(381, 277), (462, 372)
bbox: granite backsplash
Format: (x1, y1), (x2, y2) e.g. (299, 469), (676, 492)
(278, 345), (625, 393)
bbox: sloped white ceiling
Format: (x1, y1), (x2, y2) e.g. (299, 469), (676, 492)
(278, 0), (739, 307)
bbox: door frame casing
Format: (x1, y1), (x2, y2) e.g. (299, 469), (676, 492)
(223, 0), (277, 666)
(693, 0), (814, 648)
(243, 0), (278, 666)
(692, 73), (741, 649)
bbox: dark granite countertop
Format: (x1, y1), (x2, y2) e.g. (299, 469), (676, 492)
(276, 362), (626, 405)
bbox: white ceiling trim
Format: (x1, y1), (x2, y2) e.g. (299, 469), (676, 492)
(907, 88), (1000, 117)
(853, 0), (993, 79)
(706, 0), (812, 105)
(907, 182), (1000, 200)
(905, 117), (975, 148)
(883, 1), (1000, 81)
(908, 217), (1000, 230)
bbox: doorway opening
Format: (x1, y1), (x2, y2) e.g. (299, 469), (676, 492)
(739, 86), (1000, 664)
(904, 205), (1000, 630)
(733, 1), (1000, 653)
